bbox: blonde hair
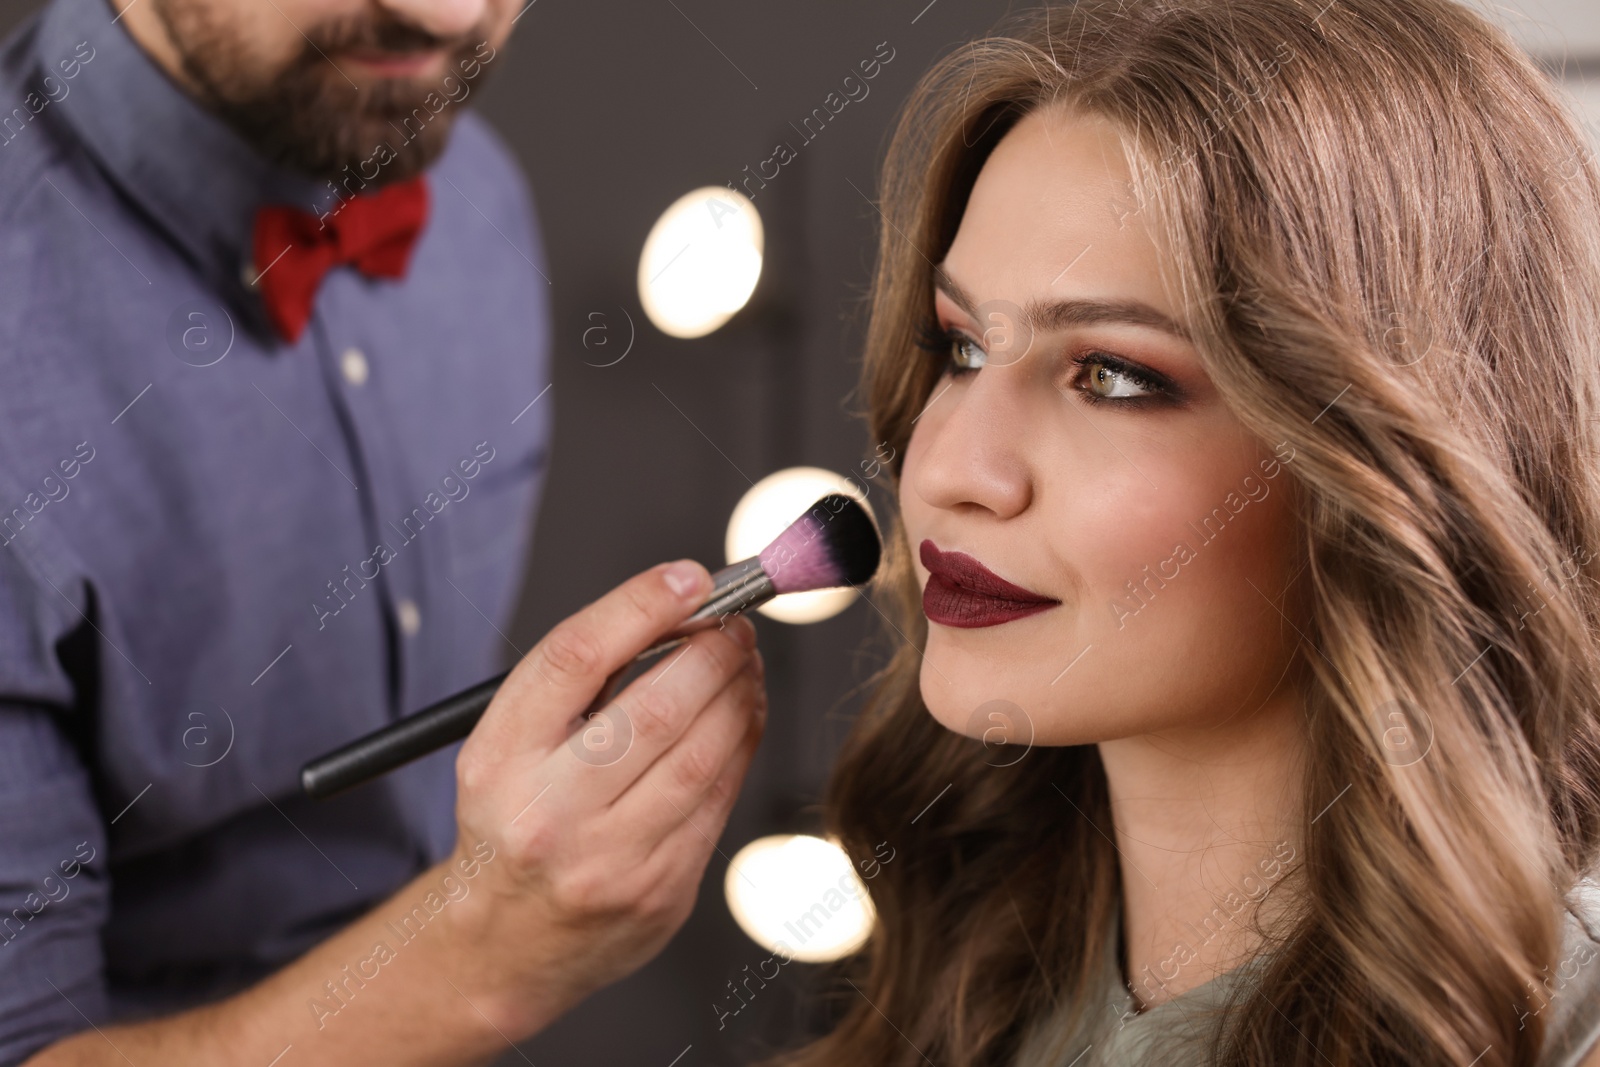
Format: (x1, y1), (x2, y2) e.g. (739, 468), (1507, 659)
(759, 1), (1600, 1064)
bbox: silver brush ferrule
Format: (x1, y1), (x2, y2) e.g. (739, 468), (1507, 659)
(628, 556), (774, 663)
(683, 555), (774, 626)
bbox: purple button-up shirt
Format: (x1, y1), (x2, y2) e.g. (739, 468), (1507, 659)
(0, 0), (553, 1059)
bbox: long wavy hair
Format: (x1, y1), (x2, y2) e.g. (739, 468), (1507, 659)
(758, 1), (1600, 1064)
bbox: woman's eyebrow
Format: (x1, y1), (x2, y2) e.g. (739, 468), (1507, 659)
(933, 263), (1192, 342)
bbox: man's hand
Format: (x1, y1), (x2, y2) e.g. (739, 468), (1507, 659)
(445, 558), (767, 1037)
(23, 560), (766, 1066)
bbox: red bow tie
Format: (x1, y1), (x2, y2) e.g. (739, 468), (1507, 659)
(251, 176), (429, 343)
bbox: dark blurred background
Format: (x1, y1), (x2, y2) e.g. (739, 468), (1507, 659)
(0, 0), (1593, 1062)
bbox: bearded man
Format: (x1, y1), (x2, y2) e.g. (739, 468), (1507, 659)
(0, 0), (568, 1060)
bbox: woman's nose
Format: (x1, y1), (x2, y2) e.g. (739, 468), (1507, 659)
(906, 374), (1033, 520)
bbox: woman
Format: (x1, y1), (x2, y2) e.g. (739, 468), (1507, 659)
(768, 1), (1600, 1064)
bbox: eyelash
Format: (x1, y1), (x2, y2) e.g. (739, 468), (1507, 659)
(913, 320), (1177, 408)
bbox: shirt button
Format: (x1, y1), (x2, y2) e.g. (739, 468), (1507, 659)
(340, 347), (369, 386)
(397, 598), (421, 637)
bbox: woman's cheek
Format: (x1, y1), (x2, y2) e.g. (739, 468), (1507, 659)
(1072, 420), (1276, 617)
(1069, 475), (1217, 628)
(1082, 459), (1299, 724)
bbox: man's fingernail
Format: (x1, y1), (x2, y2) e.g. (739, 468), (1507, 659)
(664, 560), (707, 599)
(732, 616), (757, 648)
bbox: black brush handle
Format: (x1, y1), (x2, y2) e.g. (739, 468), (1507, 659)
(299, 670), (510, 799)
(298, 562), (770, 800)
(299, 635), (678, 800)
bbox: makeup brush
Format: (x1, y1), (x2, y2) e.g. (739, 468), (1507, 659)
(300, 493), (881, 799)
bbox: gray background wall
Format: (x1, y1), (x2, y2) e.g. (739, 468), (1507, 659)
(0, 0), (1594, 1063)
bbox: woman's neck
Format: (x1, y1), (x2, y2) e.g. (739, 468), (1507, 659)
(1097, 686), (1308, 1011)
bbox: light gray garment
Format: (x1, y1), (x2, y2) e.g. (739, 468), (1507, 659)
(1011, 882), (1600, 1066)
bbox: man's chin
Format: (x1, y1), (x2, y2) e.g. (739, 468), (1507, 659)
(195, 62), (470, 185)
(228, 107), (460, 187)
(335, 114), (457, 182)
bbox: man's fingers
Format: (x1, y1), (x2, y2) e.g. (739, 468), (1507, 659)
(614, 650), (765, 843)
(482, 644), (759, 906)
(472, 560), (716, 755)
(642, 693), (764, 880)
(535, 616), (756, 808)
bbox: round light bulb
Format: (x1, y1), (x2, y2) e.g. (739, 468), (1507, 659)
(724, 834), (875, 963)
(638, 186), (764, 339)
(726, 467), (872, 624)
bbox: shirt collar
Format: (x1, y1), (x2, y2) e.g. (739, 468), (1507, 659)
(37, 0), (331, 307)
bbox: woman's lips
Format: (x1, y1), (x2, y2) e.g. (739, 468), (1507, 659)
(919, 539), (1060, 628)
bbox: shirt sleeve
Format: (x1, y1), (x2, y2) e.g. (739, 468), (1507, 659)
(0, 538), (110, 1066)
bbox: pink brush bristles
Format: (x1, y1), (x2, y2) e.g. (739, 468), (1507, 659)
(757, 494), (882, 595)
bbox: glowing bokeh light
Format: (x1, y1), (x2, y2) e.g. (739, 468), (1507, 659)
(638, 186), (764, 339)
(724, 834), (875, 963)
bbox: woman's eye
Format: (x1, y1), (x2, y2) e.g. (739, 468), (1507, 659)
(915, 318), (1177, 408)
(1077, 356), (1151, 400)
(947, 334), (985, 375)
(915, 322), (986, 377)
(1068, 352), (1174, 407)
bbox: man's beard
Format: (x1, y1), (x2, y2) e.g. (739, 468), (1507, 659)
(151, 0), (495, 185)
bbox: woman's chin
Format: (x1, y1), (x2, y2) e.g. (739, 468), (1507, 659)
(920, 671), (1040, 745)
(919, 688), (982, 740)
(917, 664), (1129, 751)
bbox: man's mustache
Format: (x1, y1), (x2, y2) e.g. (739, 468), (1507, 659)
(303, 14), (481, 57)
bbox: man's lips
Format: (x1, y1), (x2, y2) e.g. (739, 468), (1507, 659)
(919, 539), (1060, 628)
(341, 48), (447, 77)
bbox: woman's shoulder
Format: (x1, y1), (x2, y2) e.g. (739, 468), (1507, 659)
(1009, 885), (1600, 1067)
(1536, 876), (1600, 1067)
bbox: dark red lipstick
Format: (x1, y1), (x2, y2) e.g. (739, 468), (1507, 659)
(920, 539), (1060, 628)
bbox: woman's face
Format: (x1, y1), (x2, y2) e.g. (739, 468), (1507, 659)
(901, 105), (1304, 749)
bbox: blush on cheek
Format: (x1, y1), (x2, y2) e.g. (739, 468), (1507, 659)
(1049, 447), (1299, 723)
(1077, 466), (1300, 733)
(1094, 444), (1297, 638)
(1080, 482), (1207, 634)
